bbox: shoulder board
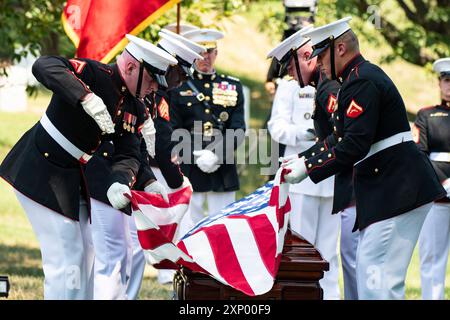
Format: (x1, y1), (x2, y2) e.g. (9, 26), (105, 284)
(419, 105), (438, 113)
(225, 75), (240, 82)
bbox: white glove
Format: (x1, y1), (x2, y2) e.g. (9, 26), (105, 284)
(81, 93), (115, 134)
(279, 153), (299, 164)
(141, 118), (156, 157)
(442, 179), (450, 198)
(298, 128), (316, 141)
(106, 182), (131, 209)
(193, 149), (220, 173)
(282, 156), (308, 184)
(144, 180), (169, 203)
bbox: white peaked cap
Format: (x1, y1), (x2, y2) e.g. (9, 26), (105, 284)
(302, 16), (352, 58)
(163, 23), (200, 36)
(160, 29), (206, 55)
(158, 32), (203, 65)
(284, 0), (316, 8)
(433, 58), (450, 76)
(182, 28), (225, 48)
(267, 25), (314, 60)
(125, 34), (177, 72)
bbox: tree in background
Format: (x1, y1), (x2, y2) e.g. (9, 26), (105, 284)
(259, 0), (449, 69)
(2, 0), (446, 73)
(0, 0), (70, 73)
(331, 0), (449, 67)
(0, 0), (245, 75)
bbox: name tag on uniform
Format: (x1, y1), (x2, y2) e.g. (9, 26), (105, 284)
(430, 112), (448, 117)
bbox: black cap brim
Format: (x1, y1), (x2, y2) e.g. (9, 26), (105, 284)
(309, 44), (330, 60)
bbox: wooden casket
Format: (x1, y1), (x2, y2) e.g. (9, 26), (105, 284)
(173, 229), (329, 300)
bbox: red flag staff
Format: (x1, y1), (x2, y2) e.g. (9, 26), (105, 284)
(176, 2), (181, 34)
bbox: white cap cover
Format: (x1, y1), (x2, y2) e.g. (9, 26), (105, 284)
(433, 58), (450, 76)
(267, 25), (314, 61)
(158, 32), (203, 65)
(182, 28), (225, 49)
(125, 34), (178, 73)
(301, 16), (352, 58)
(160, 29), (206, 55)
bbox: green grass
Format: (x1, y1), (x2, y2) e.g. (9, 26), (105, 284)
(1, 3), (449, 299)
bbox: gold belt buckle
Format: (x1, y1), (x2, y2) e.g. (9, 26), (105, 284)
(203, 122), (213, 136)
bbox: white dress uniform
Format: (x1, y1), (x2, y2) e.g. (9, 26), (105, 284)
(268, 79), (340, 300)
(415, 58), (450, 300)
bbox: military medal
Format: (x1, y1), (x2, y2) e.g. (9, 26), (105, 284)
(130, 114), (137, 133)
(123, 112), (136, 132)
(219, 111), (229, 122)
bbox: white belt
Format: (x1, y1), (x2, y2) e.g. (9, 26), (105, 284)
(40, 113), (92, 164)
(430, 152), (450, 162)
(354, 131), (413, 166)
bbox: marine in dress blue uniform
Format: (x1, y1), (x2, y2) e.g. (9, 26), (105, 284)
(0, 35), (177, 299)
(267, 26), (341, 299)
(84, 33), (202, 298)
(169, 29), (246, 231)
(282, 17), (445, 299)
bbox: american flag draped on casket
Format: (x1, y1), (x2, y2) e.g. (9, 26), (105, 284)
(129, 169), (291, 296)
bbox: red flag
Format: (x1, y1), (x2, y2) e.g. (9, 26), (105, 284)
(62, 0), (181, 63)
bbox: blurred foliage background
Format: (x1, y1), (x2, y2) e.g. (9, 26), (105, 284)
(0, 0), (449, 299)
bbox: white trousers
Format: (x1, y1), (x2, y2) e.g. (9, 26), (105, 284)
(15, 190), (95, 300)
(90, 199), (145, 300)
(289, 193), (341, 300)
(340, 205), (359, 300)
(179, 191), (236, 237)
(418, 202), (450, 300)
(356, 202), (432, 300)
